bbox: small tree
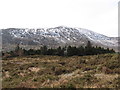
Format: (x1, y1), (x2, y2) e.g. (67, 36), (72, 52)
(87, 41), (92, 48)
(67, 46), (72, 56)
(78, 46), (85, 56)
(56, 46), (65, 56)
(13, 44), (24, 56)
(41, 45), (47, 55)
(47, 48), (55, 55)
(15, 44), (20, 52)
(85, 41), (92, 55)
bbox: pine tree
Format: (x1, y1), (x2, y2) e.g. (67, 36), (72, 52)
(41, 45), (47, 55)
(47, 48), (55, 55)
(27, 49), (35, 55)
(78, 46), (85, 56)
(56, 46), (64, 56)
(67, 46), (73, 56)
(87, 41), (92, 48)
(85, 41), (92, 55)
(14, 44), (24, 56)
(15, 44), (20, 52)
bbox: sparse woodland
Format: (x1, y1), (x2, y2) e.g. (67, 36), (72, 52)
(2, 41), (115, 59)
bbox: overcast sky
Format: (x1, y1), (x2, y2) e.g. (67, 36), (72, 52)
(0, 0), (119, 37)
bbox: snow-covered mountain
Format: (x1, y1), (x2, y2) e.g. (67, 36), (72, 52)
(1, 26), (118, 51)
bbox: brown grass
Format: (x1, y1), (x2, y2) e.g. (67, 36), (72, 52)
(2, 53), (119, 88)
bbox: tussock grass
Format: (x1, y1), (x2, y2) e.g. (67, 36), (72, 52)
(2, 53), (119, 88)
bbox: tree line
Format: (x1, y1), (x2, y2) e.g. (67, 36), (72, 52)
(2, 41), (115, 58)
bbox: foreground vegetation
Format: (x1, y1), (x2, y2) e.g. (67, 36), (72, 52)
(2, 53), (119, 88)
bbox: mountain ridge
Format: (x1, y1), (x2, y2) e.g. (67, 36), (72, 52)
(1, 26), (118, 51)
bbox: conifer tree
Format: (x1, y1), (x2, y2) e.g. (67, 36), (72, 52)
(56, 46), (64, 56)
(85, 41), (92, 55)
(67, 46), (73, 56)
(78, 46), (85, 56)
(41, 45), (47, 55)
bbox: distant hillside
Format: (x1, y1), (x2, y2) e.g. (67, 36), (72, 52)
(1, 26), (118, 51)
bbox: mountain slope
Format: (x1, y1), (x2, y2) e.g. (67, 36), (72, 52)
(1, 26), (118, 51)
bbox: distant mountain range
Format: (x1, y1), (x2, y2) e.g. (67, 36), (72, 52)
(1, 26), (118, 52)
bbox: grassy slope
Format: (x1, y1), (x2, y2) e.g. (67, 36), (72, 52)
(2, 53), (119, 88)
